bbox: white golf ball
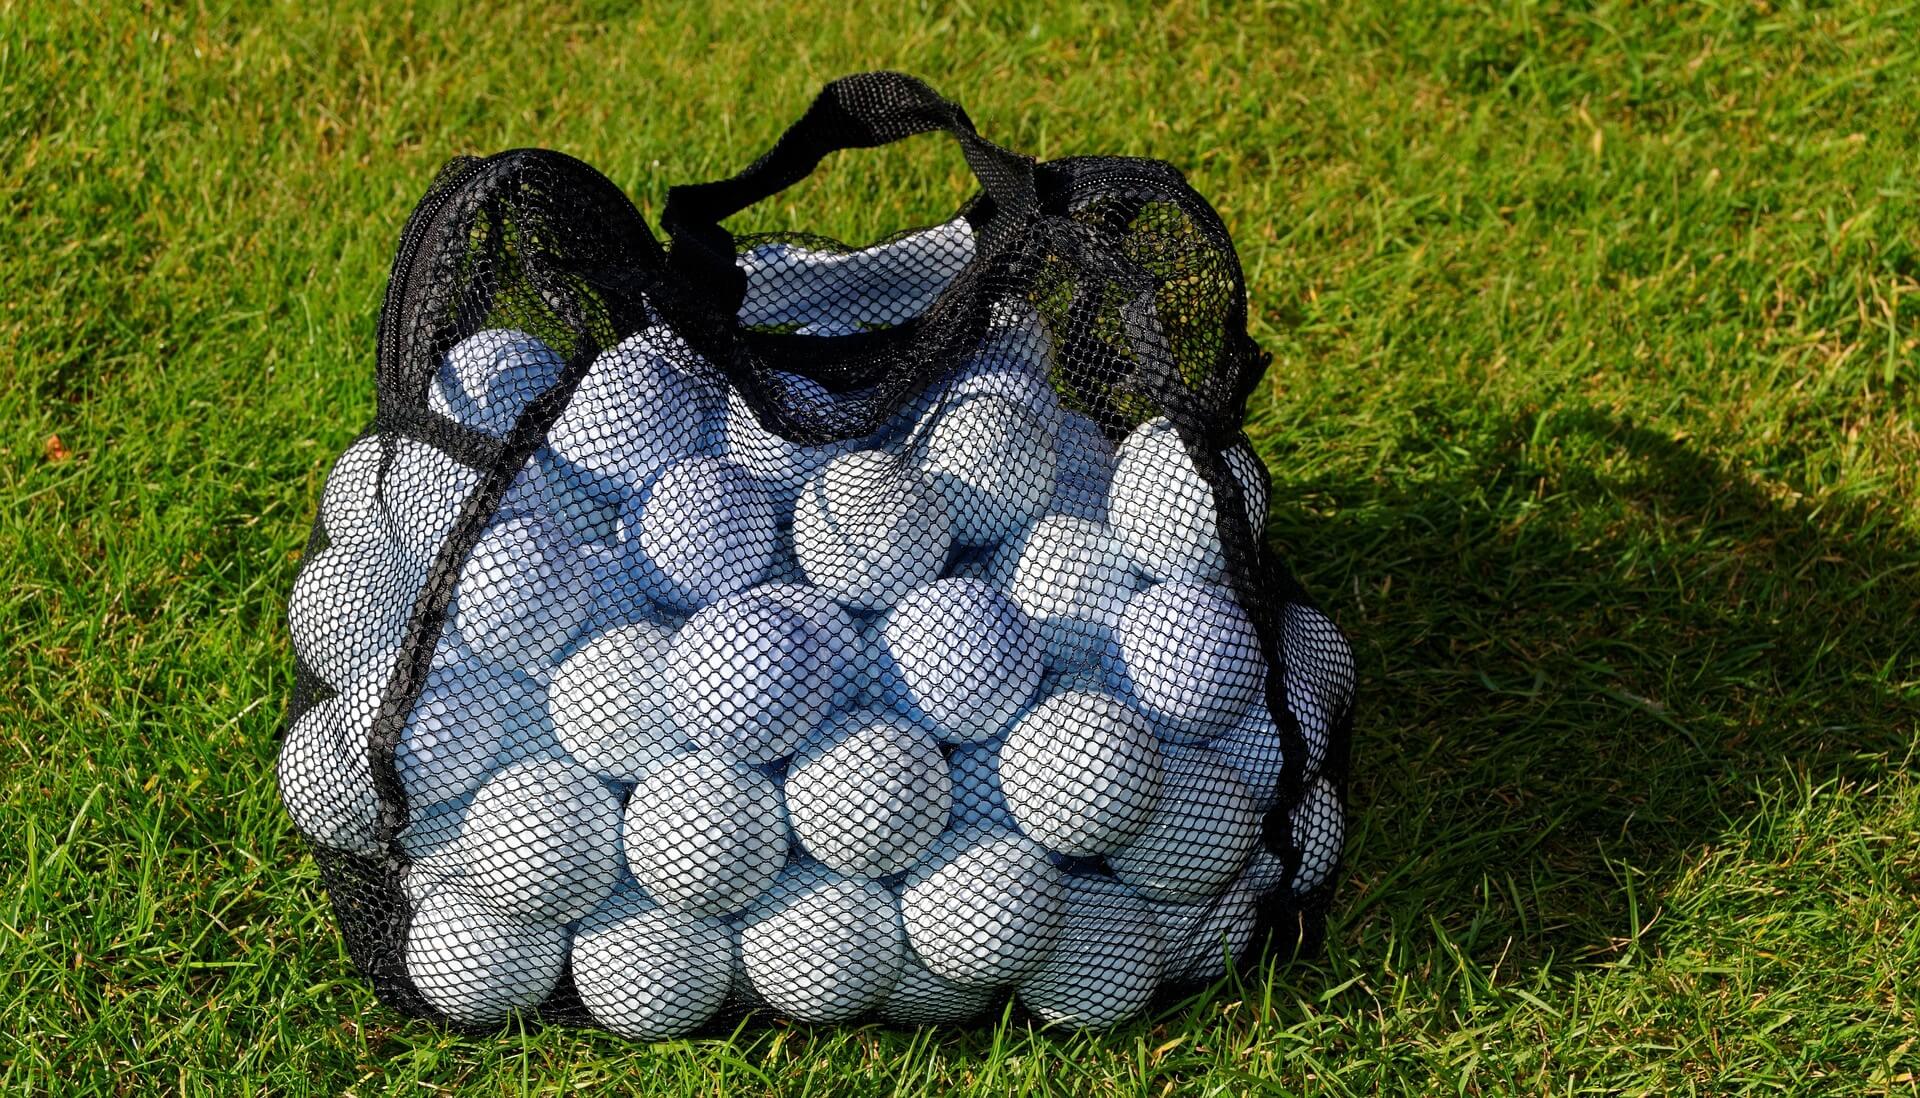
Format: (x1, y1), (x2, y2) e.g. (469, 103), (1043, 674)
(549, 621), (690, 781)
(881, 578), (1043, 743)
(1017, 875), (1164, 1030)
(1109, 755), (1260, 902)
(456, 515), (589, 674)
(878, 950), (1000, 1026)
(786, 711), (951, 877)
(1000, 690), (1163, 857)
(722, 382), (858, 507)
(547, 328), (720, 496)
(1283, 602), (1354, 779)
(918, 394), (1057, 545)
(1289, 776), (1343, 895)
(318, 435), (390, 552)
(1112, 582), (1264, 740)
(287, 542), (413, 692)
(1052, 412), (1117, 524)
(381, 437), (481, 574)
(633, 455), (781, 611)
(572, 889), (736, 1039)
(1148, 885), (1257, 984)
(395, 660), (534, 808)
(405, 881), (569, 1026)
(949, 735), (1017, 832)
(900, 826), (1066, 987)
(793, 450), (953, 612)
(739, 864), (905, 1022)
(460, 758), (624, 922)
(667, 593), (829, 765)
(398, 793), (471, 863)
(1004, 516), (1141, 668)
(1171, 708), (1288, 814)
(749, 582), (861, 710)
(277, 695), (378, 855)
(576, 540), (660, 634)
(622, 751), (788, 915)
(1109, 418), (1270, 584)
(428, 329), (565, 438)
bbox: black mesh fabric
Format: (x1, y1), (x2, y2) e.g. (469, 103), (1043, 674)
(280, 72), (1357, 1036)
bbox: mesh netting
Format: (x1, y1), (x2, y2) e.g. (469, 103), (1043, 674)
(280, 72), (1356, 1035)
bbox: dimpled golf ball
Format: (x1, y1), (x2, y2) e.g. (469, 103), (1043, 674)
(382, 436), (482, 574)
(622, 751), (788, 915)
(572, 889), (737, 1039)
(1171, 707), (1288, 814)
(1017, 875), (1164, 1029)
(277, 694), (378, 855)
(949, 735), (1018, 832)
(1000, 690), (1164, 857)
(287, 540), (414, 692)
(395, 660), (529, 808)
(460, 758), (624, 923)
(1109, 418), (1271, 584)
(547, 328), (720, 496)
(1148, 884), (1258, 983)
(786, 711), (951, 877)
(1052, 411), (1117, 523)
(456, 515), (590, 674)
(667, 593), (829, 765)
(428, 329), (566, 439)
(793, 450), (954, 612)
(1004, 515), (1141, 668)
(739, 863), (905, 1022)
(318, 435), (389, 552)
(1283, 602), (1354, 779)
(900, 826), (1066, 987)
(549, 620), (690, 781)
(879, 949), (1000, 1025)
(917, 394), (1057, 546)
(1289, 776), (1343, 895)
(1113, 582), (1264, 740)
(722, 383), (859, 507)
(405, 881), (569, 1027)
(633, 455), (781, 611)
(750, 582), (861, 709)
(1109, 755), (1261, 903)
(882, 579), (1044, 743)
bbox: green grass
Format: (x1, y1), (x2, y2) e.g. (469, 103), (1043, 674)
(5, 0), (1919, 1093)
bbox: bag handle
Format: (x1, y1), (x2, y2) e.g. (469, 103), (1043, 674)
(661, 72), (1038, 314)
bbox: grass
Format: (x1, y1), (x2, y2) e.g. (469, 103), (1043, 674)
(4, 0), (1918, 1093)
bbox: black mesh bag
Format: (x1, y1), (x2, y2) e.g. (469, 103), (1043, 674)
(279, 72), (1356, 1036)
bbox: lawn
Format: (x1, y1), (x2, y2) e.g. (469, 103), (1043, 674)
(4, 1), (1918, 1093)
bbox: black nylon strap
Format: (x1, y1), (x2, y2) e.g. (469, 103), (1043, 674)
(661, 72), (1037, 312)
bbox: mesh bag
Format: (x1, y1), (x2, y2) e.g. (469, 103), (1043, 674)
(279, 72), (1356, 1035)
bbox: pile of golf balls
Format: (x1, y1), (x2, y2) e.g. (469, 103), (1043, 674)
(283, 288), (1353, 1033)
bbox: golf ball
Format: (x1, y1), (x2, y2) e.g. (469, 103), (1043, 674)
(1017, 875), (1164, 1029)
(900, 826), (1066, 987)
(786, 711), (951, 877)
(1003, 515), (1141, 668)
(456, 514), (590, 674)
(549, 620), (690, 781)
(667, 592), (830, 765)
(632, 455), (781, 611)
(622, 751), (788, 915)
(277, 694), (378, 855)
(721, 382), (858, 507)
(1148, 885), (1257, 984)
(1169, 707), (1288, 814)
(878, 950), (1000, 1026)
(571, 889), (736, 1039)
(428, 329), (565, 438)
(1052, 411), (1117, 524)
(749, 582), (861, 710)
(1112, 581), (1264, 740)
(459, 757), (624, 923)
(1289, 776), (1343, 895)
(381, 437), (482, 574)
(793, 450), (954, 612)
(547, 328), (720, 497)
(1108, 754), (1260, 903)
(881, 578), (1043, 743)
(318, 435), (390, 552)
(1000, 690), (1164, 857)
(396, 660), (533, 808)
(287, 541), (414, 692)
(738, 863), (905, 1022)
(1109, 418), (1270, 584)
(405, 881), (569, 1027)
(918, 394), (1057, 546)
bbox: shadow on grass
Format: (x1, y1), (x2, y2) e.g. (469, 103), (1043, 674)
(1277, 404), (1915, 966)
